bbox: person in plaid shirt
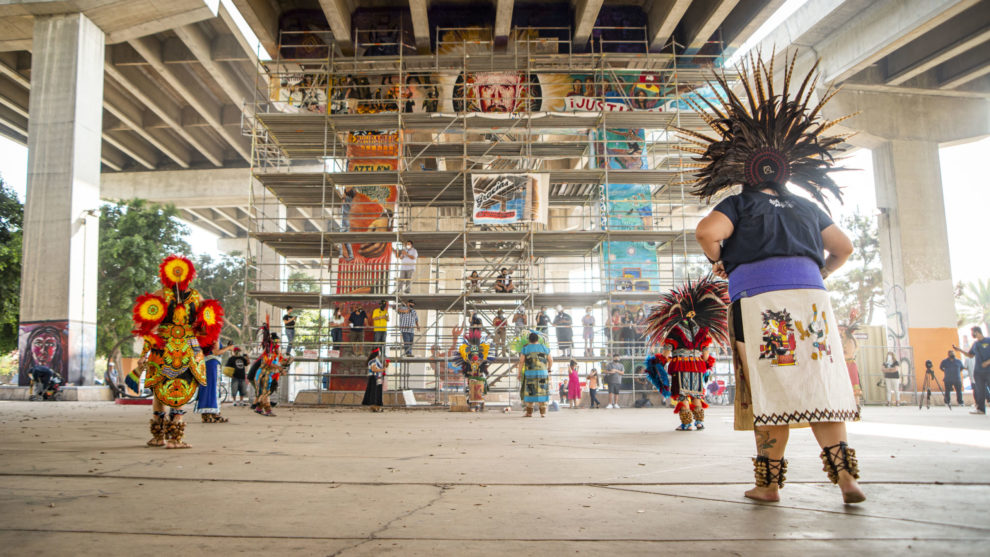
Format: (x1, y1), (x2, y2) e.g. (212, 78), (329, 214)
(398, 300), (421, 356)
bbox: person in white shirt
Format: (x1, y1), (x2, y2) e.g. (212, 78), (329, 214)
(398, 240), (418, 293)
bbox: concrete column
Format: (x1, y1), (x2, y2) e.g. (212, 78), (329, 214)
(873, 140), (958, 387)
(18, 14), (105, 386)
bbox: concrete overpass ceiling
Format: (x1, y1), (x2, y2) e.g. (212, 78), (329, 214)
(0, 1), (265, 173)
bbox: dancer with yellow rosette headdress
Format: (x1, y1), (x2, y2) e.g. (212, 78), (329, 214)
(132, 255), (223, 449)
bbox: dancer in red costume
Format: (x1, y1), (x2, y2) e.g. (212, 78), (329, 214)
(643, 275), (728, 431)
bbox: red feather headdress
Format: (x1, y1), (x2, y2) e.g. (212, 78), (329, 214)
(646, 275), (729, 348)
(159, 255), (196, 291)
(195, 299), (225, 348)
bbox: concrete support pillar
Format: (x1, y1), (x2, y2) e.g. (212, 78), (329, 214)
(873, 140), (958, 387)
(18, 14), (105, 386)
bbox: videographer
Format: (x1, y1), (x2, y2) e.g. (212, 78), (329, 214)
(939, 350), (964, 406)
(953, 326), (990, 415)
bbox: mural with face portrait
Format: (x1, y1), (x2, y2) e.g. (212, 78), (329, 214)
(452, 72), (542, 113)
(18, 320), (69, 386)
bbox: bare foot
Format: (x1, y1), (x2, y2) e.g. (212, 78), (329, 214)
(744, 486), (780, 502)
(838, 475), (866, 504)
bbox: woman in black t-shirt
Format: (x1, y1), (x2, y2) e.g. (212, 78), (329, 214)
(687, 53), (864, 505)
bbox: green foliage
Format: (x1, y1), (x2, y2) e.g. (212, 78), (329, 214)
(0, 178), (23, 353)
(97, 200), (190, 359)
(956, 279), (990, 333)
(827, 211), (883, 325)
(287, 271), (320, 293)
(285, 271), (320, 351)
(192, 253), (256, 346)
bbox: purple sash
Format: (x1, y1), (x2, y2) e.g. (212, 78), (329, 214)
(728, 256), (824, 302)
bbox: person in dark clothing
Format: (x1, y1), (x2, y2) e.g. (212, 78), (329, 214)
(553, 308), (573, 357)
(282, 307), (297, 354)
(224, 347), (250, 406)
(348, 306), (369, 355)
(955, 326), (990, 415)
(536, 307), (551, 336)
(940, 350), (964, 405)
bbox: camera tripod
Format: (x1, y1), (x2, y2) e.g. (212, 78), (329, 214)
(919, 369), (950, 410)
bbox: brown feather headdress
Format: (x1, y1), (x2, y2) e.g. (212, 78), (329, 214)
(646, 275), (730, 348)
(675, 51), (853, 211)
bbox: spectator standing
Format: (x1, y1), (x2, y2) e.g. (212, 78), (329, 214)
(559, 375), (568, 405)
(348, 306), (368, 355)
(494, 267), (515, 293)
(372, 300), (389, 353)
(397, 241), (417, 293)
(604, 354), (624, 408)
(881, 352), (900, 406)
(511, 308), (527, 337)
(361, 348), (388, 412)
(620, 311), (635, 356)
(954, 326), (990, 415)
(282, 306), (297, 354)
(492, 309), (507, 356)
(582, 307), (595, 356)
(329, 307), (345, 352)
(397, 300), (420, 356)
(587, 368), (602, 408)
(567, 359), (582, 408)
(225, 347), (250, 406)
(940, 350), (965, 406)
(553, 307), (574, 357)
(609, 308), (622, 353)
(536, 306), (551, 337)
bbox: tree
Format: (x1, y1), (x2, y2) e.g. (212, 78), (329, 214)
(956, 278), (990, 334)
(0, 177), (23, 353)
(97, 200), (190, 363)
(827, 211), (883, 325)
(192, 252), (257, 346)
(286, 270), (321, 351)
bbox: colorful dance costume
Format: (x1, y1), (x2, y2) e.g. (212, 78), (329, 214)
(457, 328), (493, 412)
(255, 322), (288, 416)
(513, 330), (552, 417)
(644, 276), (729, 431)
(132, 255), (223, 448)
(194, 341), (228, 423)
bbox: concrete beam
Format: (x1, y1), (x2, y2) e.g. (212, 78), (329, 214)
(0, 76), (29, 118)
(102, 124), (159, 170)
(814, 0), (980, 84)
(0, 121), (27, 145)
(102, 83), (191, 168)
(172, 21), (254, 117)
(183, 207), (239, 238)
(101, 167), (251, 208)
(101, 143), (127, 172)
(108, 43), (148, 66)
(828, 88), (990, 144)
(104, 63), (225, 166)
(211, 34), (251, 61)
(318, 0), (353, 54)
(0, 58), (29, 88)
(494, 0), (513, 48)
(0, 103), (28, 137)
(573, 0), (604, 50)
(679, 0), (740, 52)
(216, 3), (260, 67)
(720, 0), (786, 51)
(648, 0), (691, 51)
(129, 35), (251, 162)
(162, 37), (198, 63)
(214, 206), (250, 233)
(938, 45), (990, 89)
(409, 0), (432, 53)
(230, 0), (280, 60)
(884, 6), (990, 85)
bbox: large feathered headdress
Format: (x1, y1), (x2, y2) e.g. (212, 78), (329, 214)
(646, 275), (729, 348)
(675, 51), (854, 210)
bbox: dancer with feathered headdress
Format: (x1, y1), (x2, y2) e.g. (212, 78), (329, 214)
(644, 275), (729, 431)
(132, 255), (224, 448)
(690, 52), (864, 504)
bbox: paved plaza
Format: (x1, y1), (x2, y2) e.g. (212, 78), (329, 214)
(0, 401), (988, 555)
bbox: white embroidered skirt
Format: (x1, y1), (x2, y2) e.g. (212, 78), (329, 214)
(734, 288), (860, 429)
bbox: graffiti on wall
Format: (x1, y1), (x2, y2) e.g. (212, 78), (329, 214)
(18, 320), (69, 387)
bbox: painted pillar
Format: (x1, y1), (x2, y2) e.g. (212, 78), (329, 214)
(18, 14), (105, 386)
(873, 140), (958, 389)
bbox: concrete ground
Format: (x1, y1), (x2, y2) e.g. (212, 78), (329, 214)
(0, 401), (988, 556)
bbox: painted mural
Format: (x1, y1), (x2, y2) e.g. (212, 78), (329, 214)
(452, 72), (542, 113)
(471, 173), (549, 225)
(18, 320), (69, 387)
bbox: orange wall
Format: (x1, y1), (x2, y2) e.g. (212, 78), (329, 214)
(908, 327), (960, 387)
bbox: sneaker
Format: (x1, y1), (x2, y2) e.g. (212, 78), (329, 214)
(606, 404), (614, 409)
(970, 410), (986, 415)
(613, 404), (621, 409)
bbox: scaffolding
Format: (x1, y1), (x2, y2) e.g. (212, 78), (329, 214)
(246, 26), (735, 406)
